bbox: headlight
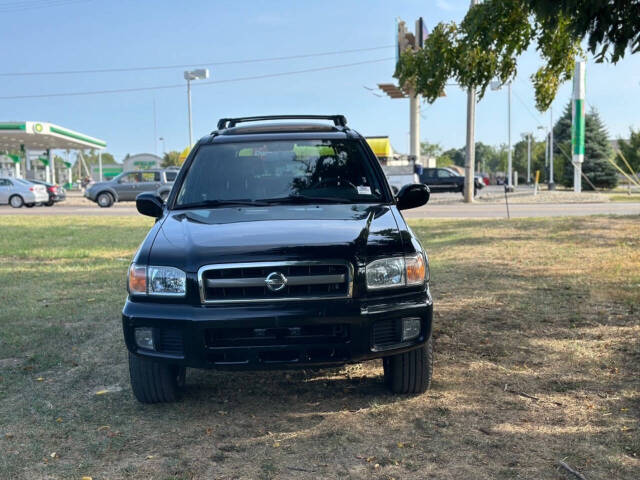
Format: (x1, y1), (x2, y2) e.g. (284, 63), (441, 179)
(365, 253), (427, 290)
(366, 257), (405, 289)
(128, 264), (186, 296)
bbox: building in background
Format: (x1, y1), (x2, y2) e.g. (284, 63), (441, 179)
(123, 153), (162, 171)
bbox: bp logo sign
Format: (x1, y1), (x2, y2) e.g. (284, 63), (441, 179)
(34, 123), (44, 133)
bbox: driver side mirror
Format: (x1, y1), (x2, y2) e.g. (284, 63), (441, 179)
(396, 183), (430, 210)
(136, 192), (164, 218)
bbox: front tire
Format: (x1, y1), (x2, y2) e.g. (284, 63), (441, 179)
(44, 200), (55, 207)
(9, 195), (24, 208)
(128, 353), (184, 403)
(97, 192), (114, 208)
(383, 336), (432, 394)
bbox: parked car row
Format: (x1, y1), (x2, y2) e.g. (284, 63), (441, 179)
(0, 177), (65, 208)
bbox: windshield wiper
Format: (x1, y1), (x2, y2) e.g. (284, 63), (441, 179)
(258, 194), (356, 204)
(174, 199), (270, 210)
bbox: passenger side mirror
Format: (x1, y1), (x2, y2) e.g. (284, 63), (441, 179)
(136, 192), (164, 218)
(396, 183), (430, 210)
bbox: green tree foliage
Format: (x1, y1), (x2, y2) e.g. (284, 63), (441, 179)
(82, 150), (116, 166)
(396, 0), (640, 111)
(420, 141), (442, 159)
(436, 154), (454, 167)
(161, 150), (182, 168)
(553, 102), (617, 189)
(442, 147), (465, 167)
(617, 128), (640, 175)
(421, 141), (456, 167)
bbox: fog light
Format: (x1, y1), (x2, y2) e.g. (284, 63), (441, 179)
(401, 318), (421, 341)
(134, 327), (155, 350)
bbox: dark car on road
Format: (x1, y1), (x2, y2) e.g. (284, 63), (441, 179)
(123, 115), (433, 403)
(27, 179), (66, 206)
(84, 169), (177, 207)
(420, 167), (484, 195)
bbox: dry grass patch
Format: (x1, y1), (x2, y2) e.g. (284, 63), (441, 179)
(0, 214), (638, 479)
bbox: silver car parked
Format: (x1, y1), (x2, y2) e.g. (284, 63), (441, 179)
(84, 169), (177, 207)
(0, 177), (49, 208)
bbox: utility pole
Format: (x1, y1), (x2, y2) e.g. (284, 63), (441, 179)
(527, 133), (531, 184)
(153, 97), (158, 155)
(507, 82), (512, 189)
(409, 89), (420, 166)
(549, 106), (555, 190)
(464, 0), (478, 203)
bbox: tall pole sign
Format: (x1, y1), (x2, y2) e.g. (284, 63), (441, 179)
(572, 61), (586, 193)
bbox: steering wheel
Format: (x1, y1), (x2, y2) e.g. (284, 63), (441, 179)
(311, 177), (358, 190)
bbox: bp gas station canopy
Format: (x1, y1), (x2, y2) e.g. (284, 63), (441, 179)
(0, 121), (106, 151)
(0, 121), (107, 184)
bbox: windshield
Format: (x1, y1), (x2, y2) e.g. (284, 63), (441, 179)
(175, 139), (384, 208)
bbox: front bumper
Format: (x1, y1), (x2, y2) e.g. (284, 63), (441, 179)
(122, 289), (433, 370)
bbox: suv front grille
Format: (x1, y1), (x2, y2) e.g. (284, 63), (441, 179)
(204, 324), (350, 348)
(198, 261), (353, 304)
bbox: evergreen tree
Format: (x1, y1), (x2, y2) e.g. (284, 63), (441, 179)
(553, 102), (618, 189)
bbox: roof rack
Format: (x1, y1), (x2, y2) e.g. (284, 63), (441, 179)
(216, 115), (347, 131)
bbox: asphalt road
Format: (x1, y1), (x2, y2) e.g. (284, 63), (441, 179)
(1, 202), (639, 218)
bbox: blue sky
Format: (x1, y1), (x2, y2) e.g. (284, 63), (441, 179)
(2, 0), (639, 161)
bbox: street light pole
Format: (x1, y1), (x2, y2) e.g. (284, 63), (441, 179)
(183, 69), (210, 148)
(186, 78), (192, 147)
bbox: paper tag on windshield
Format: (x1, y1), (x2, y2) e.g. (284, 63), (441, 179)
(357, 186), (372, 195)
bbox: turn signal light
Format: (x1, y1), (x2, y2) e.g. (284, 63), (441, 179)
(128, 264), (147, 294)
(406, 254), (426, 286)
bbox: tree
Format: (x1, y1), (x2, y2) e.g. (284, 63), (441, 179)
(420, 141), (442, 159)
(436, 154), (454, 168)
(82, 150), (116, 166)
(442, 147), (465, 167)
(617, 128), (640, 175)
(161, 150), (181, 168)
(553, 102), (618, 189)
(396, 0), (640, 111)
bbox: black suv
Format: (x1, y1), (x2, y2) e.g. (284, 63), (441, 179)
(123, 115), (433, 403)
(420, 167), (483, 195)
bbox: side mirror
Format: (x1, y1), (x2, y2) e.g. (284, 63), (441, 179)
(396, 183), (430, 210)
(136, 192), (164, 218)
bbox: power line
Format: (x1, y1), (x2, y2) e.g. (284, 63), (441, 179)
(511, 85), (544, 127)
(0, 45), (395, 77)
(0, 0), (92, 13)
(0, 57), (394, 100)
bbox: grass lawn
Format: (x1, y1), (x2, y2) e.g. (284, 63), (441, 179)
(609, 193), (640, 202)
(1, 215), (638, 480)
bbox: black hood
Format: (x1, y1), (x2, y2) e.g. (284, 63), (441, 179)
(148, 204), (404, 271)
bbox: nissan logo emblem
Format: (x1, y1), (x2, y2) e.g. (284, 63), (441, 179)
(265, 271), (287, 292)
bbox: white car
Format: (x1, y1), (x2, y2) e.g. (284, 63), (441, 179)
(0, 177), (49, 208)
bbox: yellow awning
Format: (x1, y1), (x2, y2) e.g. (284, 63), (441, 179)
(366, 137), (393, 158)
(178, 147), (191, 164)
